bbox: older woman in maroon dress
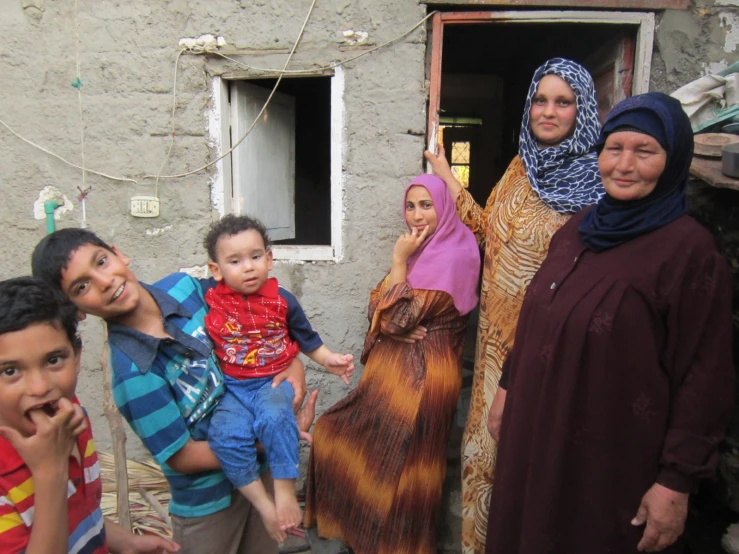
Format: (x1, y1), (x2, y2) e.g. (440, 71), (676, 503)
(485, 93), (734, 554)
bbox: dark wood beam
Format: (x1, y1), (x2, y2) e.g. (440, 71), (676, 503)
(422, 1), (688, 9)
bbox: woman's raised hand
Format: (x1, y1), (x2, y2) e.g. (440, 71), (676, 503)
(393, 226), (430, 264)
(424, 145), (452, 179)
(423, 145), (463, 200)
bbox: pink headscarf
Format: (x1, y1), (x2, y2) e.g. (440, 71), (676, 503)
(405, 174), (480, 315)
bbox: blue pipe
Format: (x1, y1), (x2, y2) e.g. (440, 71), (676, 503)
(44, 200), (60, 234)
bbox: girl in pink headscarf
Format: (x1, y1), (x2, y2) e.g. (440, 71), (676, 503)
(304, 175), (481, 554)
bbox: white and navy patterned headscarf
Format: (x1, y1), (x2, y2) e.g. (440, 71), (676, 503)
(519, 58), (604, 214)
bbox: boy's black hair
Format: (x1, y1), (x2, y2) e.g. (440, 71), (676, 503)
(204, 214), (271, 261)
(31, 228), (115, 290)
(0, 277), (81, 351)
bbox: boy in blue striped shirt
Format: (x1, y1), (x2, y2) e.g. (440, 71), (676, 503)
(32, 229), (312, 554)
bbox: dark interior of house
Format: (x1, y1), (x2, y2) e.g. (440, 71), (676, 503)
(246, 76), (332, 246)
(439, 21), (739, 553)
(439, 22), (631, 206)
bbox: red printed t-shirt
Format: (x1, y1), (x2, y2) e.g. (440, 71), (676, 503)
(205, 278), (323, 379)
(0, 397), (106, 554)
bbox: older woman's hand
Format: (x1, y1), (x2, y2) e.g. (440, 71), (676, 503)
(487, 388), (506, 441)
(632, 483), (688, 552)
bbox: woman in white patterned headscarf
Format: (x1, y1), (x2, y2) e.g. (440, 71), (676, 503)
(424, 57), (603, 554)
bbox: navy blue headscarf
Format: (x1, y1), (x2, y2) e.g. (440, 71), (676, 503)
(579, 92), (693, 252)
(519, 58), (604, 214)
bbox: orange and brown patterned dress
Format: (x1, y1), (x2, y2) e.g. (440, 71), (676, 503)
(304, 277), (467, 554)
(459, 156), (569, 554)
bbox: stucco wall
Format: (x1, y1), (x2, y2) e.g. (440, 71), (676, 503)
(0, 0), (427, 459)
(0, 0), (736, 468)
(651, 0), (739, 92)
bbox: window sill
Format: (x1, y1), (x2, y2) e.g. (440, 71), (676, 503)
(272, 245), (336, 262)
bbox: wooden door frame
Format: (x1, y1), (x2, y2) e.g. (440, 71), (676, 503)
(421, 0), (686, 8)
(426, 10), (655, 150)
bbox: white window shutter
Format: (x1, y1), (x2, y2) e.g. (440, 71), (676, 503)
(230, 82), (296, 240)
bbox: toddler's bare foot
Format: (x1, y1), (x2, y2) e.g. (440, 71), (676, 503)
(237, 480), (287, 544)
(258, 502), (287, 544)
(274, 479), (302, 531)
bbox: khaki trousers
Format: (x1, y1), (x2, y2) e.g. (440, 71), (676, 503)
(171, 480), (277, 554)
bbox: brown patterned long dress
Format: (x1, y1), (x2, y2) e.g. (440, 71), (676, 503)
(458, 156), (569, 554)
(304, 277), (467, 554)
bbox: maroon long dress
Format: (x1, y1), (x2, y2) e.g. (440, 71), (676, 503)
(485, 210), (734, 554)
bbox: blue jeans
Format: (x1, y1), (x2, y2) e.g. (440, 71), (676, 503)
(208, 375), (299, 487)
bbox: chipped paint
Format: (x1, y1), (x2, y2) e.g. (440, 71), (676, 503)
(32, 186), (74, 220)
(342, 29), (369, 44)
(720, 12), (739, 53)
(704, 60), (731, 74)
(208, 76), (226, 217)
(178, 264), (210, 279)
(145, 225), (173, 237)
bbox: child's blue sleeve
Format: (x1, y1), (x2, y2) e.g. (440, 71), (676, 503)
(198, 277), (218, 295)
(279, 287), (323, 352)
(111, 362), (191, 466)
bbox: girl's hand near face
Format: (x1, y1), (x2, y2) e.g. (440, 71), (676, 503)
(393, 226), (430, 264)
(388, 226), (430, 288)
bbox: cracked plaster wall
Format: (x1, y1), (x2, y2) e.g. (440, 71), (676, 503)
(0, 0), (426, 459)
(0, 0), (735, 465)
(652, 1), (739, 92)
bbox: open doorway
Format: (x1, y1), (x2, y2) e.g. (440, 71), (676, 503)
(432, 19), (646, 206)
(428, 10), (654, 433)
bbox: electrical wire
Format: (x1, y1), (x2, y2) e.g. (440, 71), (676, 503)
(211, 11), (435, 78)
(74, 0), (86, 190)
(74, 0), (89, 226)
(0, 117), (138, 183)
(0, 7), (436, 185)
(143, 7), (434, 181)
(140, 0), (318, 181)
(153, 48), (187, 196)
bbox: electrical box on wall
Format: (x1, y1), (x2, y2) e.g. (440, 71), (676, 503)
(130, 196), (160, 218)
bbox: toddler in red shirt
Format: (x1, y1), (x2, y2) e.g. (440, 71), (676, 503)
(203, 215), (354, 543)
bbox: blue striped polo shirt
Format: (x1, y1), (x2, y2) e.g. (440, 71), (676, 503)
(107, 273), (233, 518)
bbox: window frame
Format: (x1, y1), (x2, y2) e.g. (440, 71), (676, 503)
(209, 67), (345, 262)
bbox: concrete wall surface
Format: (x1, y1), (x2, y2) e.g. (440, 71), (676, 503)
(0, 0), (428, 458)
(652, 1), (739, 91)
(0, 0), (735, 467)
